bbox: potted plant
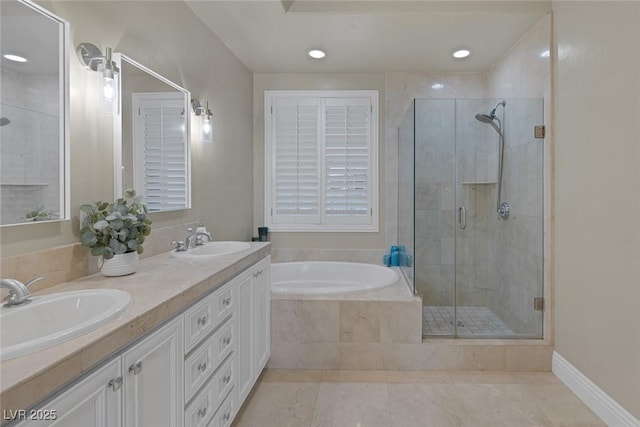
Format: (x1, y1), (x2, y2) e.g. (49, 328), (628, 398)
(80, 189), (152, 276)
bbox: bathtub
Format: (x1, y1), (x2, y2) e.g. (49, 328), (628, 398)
(271, 261), (398, 295)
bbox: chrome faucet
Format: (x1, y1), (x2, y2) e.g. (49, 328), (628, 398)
(1, 277), (45, 307)
(185, 227), (213, 249)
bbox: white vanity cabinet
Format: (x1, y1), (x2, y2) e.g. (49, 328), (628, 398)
(15, 317), (183, 427)
(15, 358), (122, 427)
(236, 256), (271, 406)
(13, 255), (270, 427)
(122, 316), (184, 427)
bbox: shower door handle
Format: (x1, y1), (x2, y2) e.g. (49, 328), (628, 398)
(458, 206), (466, 230)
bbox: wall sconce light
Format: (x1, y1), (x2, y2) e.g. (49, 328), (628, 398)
(192, 99), (213, 144)
(76, 43), (120, 113)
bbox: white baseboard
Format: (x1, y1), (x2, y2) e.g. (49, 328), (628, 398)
(552, 351), (640, 427)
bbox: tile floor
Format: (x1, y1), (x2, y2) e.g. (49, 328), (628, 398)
(232, 370), (605, 427)
(423, 306), (514, 336)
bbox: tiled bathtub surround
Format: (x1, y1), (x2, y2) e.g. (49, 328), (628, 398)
(270, 276), (423, 370)
(269, 275), (552, 371)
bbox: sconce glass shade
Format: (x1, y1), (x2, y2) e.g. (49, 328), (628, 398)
(192, 99), (213, 143)
(201, 112), (213, 144)
(76, 43), (119, 113)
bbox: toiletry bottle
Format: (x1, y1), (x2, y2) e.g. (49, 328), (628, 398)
(391, 248), (399, 267)
(398, 245), (407, 267)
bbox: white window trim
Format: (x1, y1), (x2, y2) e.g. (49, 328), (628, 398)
(264, 90), (379, 232)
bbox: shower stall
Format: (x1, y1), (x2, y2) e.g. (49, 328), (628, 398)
(399, 98), (544, 338)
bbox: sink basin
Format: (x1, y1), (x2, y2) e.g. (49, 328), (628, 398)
(0, 289), (131, 361)
(171, 241), (251, 260)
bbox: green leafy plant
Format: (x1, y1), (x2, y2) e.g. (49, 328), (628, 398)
(24, 205), (55, 222)
(79, 189), (152, 260)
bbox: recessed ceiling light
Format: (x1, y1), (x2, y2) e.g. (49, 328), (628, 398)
(452, 49), (471, 59)
(540, 50), (550, 58)
(308, 49), (326, 59)
(4, 54), (27, 63)
(431, 83), (444, 90)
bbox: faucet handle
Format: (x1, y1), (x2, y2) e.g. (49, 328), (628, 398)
(171, 240), (187, 252)
(25, 276), (45, 288)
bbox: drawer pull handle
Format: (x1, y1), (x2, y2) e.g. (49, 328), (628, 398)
(223, 375), (231, 384)
(197, 316), (208, 326)
(197, 361), (208, 373)
(222, 412), (230, 422)
(223, 336), (231, 346)
(222, 297), (231, 306)
(129, 362), (142, 375)
(107, 376), (122, 391)
(197, 407), (207, 419)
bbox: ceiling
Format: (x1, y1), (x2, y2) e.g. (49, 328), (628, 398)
(185, 0), (552, 73)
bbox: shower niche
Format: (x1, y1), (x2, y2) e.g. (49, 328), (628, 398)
(399, 98), (544, 338)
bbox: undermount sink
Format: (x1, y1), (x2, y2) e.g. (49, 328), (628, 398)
(171, 241), (251, 260)
(0, 289), (131, 361)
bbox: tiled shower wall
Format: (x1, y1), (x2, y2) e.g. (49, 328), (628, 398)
(1, 70), (61, 224)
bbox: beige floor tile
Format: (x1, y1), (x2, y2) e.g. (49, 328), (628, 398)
(322, 370), (388, 383)
(262, 369), (324, 383)
(234, 369), (605, 427)
(310, 383), (391, 427)
(232, 381), (319, 427)
(448, 371), (561, 385)
(455, 383), (557, 426)
(388, 383), (466, 427)
(386, 370), (452, 383)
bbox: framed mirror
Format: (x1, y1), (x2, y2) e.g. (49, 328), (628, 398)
(113, 53), (191, 212)
(0, 0), (70, 226)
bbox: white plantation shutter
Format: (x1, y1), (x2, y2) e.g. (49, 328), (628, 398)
(323, 98), (371, 225)
(265, 91), (378, 232)
(271, 98), (321, 225)
(133, 93), (188, 212)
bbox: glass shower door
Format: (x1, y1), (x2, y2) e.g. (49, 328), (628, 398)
(414, 99), (457, 336)
(455, 98), (544, 338)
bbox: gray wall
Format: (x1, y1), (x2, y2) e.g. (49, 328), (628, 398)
(553, 1), (640, 419)
(1, 1), (254, 256)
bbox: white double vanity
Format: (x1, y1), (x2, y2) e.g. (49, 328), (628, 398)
(1, 245), (271, 427)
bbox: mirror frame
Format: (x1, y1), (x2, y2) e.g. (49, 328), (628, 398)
(112, 53), (191, 210)
(1, 0), (70, 226)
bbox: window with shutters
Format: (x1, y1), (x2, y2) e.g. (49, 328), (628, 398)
(265, 90), (379, 232)
(132, 92), (189, 212)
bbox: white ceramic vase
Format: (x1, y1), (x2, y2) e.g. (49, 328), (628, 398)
(100, 252), (139, 277)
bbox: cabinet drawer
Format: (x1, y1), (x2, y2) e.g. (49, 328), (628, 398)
(185, 280), (235, 352)
(206, 389), (235, 427)
(185, 317), (235, 401)
(185, 355), (235, 427)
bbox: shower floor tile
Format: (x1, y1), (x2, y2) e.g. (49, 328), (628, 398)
(423, 306), (514, 336)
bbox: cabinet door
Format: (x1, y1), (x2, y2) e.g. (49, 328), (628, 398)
(235, 270), (254, 406)
(16, 359), (122, 427)
(123, 316), (184, 427)
(254, 257), (271, 373)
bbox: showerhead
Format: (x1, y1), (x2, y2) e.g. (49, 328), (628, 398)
(474, 113), (494, 124)
(0, 117), (10, 126)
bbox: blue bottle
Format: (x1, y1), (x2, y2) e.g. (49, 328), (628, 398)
(383, 254), (391, 267)
(390, 249), (399, 267)
(398, 245), (407, 267)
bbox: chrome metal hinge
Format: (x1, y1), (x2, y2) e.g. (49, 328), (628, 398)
(534, 297), (545, 311)
(534, 125), (545, 139)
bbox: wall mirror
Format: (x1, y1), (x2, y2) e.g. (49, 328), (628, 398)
(0, 0), (69, 226)
(113, 53), (191, 212)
